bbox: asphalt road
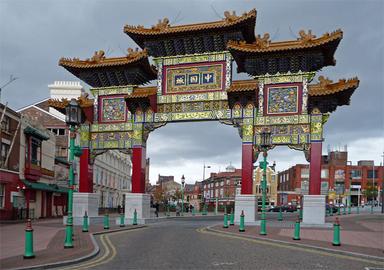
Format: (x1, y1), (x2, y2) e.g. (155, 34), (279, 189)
(59, 216), (382, 270)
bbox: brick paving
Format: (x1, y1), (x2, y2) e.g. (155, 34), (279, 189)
(0, 217), (143, 270)
(210, 213), (384, 258)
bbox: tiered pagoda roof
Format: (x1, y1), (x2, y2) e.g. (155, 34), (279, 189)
(308, 76), (359, 113)
(125, 86), (157, 114)
(228, 30), (343, 75)
(124, 9), (257, 57)
(226, 77), (359, 113)
(59, 49), (157, 88)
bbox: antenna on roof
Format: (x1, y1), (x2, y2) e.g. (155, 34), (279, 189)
(270, 27), (280, 41)
(210, 4), (224, 19)
(288, 26), (298, 39)
(170, 10), (183, 25)
(0, 75), (19, 104)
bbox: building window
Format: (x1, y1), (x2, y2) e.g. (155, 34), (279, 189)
(30, 138), (41, 166)
(367, 170), (378, 179)
(351, 170), (362, 179)
(1, 116), (10, 133)
(0, 184), (5, 208)
(0, 143), (10, 167)
(321, 169), (329, 178)
(301, 168), (309, 178)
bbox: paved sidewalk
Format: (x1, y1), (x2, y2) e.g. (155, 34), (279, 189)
(0, 217), (143, 270)
(210, 213), (384, 258)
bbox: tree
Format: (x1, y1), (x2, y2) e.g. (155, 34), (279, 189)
(173, 189), (182, 203)
(362, 184), (378, 201)
(153, 186), (165, 203)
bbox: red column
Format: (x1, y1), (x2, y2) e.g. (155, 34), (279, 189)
(241, 143), (254, 195)
(79, 149), (93, 193)
(132, 146), (146, 193)
(309, 142), (322, 195)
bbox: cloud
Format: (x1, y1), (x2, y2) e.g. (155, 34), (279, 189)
(1, 0), (383, 185)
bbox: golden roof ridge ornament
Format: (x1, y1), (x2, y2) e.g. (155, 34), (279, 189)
(318, 75), (333, 88)
(151, 18), (170, 31)
(224, 11), (239, 22)
(254, 33), (270, 48)
(298, 30), (316, 44)
(87, 50), (105, 63)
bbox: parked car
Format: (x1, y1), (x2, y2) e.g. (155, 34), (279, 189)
(326, 204), (338, 213)
(268, 205), (297, 212)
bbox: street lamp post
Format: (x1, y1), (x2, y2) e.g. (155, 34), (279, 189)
(64, 99), (83, 248)
(202, 164), (210, 213)
(347, 161), (352, 214)
(371, 163), (375, 214)
(181, 175), (185, 216)
(260, 131), (271, 236)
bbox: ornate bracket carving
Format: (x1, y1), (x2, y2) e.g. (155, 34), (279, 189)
(89, 149), (108, 165)
(219, 119), (243, 139)
(288, 144), (311, 162)
(143, 122), (167, 142)
(118, 149), (132, 155)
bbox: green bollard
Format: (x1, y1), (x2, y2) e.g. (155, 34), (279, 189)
(103, 214), (109, 230)
(192, 208), (195, 216)
(337, 206), (341, 216)
(223, 213), (229, 228)
(278, 207), (283, 221)
(293, 217), (301, 240)
(229, 208), (234, 226)
(119, 212), (125, 227)
(133, 209), (138, 225)
(325, 208), (329, 217)
(356, 205), (359, 214)
(348, 205), (351, 215)
(342, 206), (346, 215)
(330, 207), (334, 216)
(24, 219), (35, 259)
(239, 210), (245, 232)
(82, 211), (89, 232)
(299, 208), (303, 221)
(167, 205), (170, 217)
(332, 217), (341, 246)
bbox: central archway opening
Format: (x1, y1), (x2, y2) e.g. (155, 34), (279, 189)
(146, 121), (241, 214)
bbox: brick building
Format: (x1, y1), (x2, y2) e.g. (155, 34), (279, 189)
(253, 162), (278, 206)
(277, 150), (383, 206)
(202, 164), (241, 208)
(0, 104), (22, 219)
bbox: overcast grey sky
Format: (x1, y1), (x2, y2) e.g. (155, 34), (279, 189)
(1, 0), (383, 184)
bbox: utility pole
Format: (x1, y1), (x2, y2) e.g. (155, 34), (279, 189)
(382, 152), (384, 214)
(0, 75), (19, 104)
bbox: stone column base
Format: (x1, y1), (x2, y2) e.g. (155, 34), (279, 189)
(64, 192), (100, 225)
(302, 195), (326, 225)
(124, 193), (150, 224)
(234, 194), (258, 225)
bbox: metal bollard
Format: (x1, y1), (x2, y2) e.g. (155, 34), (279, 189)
(239, 210), (245, 232)
(82, 211), (89, 232)
(278, 207), (283, 221)
(120, 212), (125, 227)
(223, 213), (229, 228)
(229, 208), (234, 226)
(342, 206), (346, 215)
(332, 217), (341, 246)
(103, 214), (109, 230)
(293, 217), (301, 240)
(24, 219), (35, 259)
(133, 209), (138, 225)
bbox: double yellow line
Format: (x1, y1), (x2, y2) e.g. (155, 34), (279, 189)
(197, 227), (384, 266)
(62, 228), (147, 270)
